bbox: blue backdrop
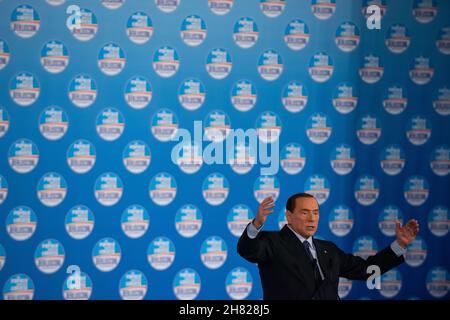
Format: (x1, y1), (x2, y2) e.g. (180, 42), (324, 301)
(0, 0), (449, 300)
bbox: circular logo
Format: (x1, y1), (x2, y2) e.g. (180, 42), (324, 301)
(338, 278), (352, 299)
(34, 239), (65, 274)
(233, 17), (258, 49)
(119, 270), (148, 300)
(124, 76), (152, 109)
(385, 24), (410, 54)
(96, 107), (125, 141)
(71, 8), (98, 41)
(98, 43), (126, 76)
(92, 237), (121, 272)
(127, 12), (153, 44)
(409, 56), (434, 85)
(181, 15), (207, 46)
(179, 78), (206, 111)
(380, 269), (402, 298)
(432, 86), (450, 116)
(11, 5), (40, 38)
(329, 205), (354, 237)
(278, 208), (287, 230)
(94, 172), (124, 206)
(202, 173), (229, 206)
(8, 138), (39, 173)
(226, 267), (253, 300)
(175, 204), (202, 238)
(404, 175), (429, 206)
(67, 139), (96, 174)
(311, 0), (336, 20)
(332, 82), (358, 114)
(428, 206), (449, 237)
(353, 236), (378, 260)
(330, 144), (355, 175)
(200, 236), (228, 269)
(206, 48), (232, 79)
(383, 84), (407, 115)
(229, 141), (256, 174)
(65, 205), (95, 240)
(282, 81), (308, 113)
(151, 108), (179, 142)
(102, 0), (125, 10)
(209, 0), (233, 15)
(281, 143), (306, 175)
(284, 19), (309, 51)
(10, 72), (40, 107)
(173, 268), (201, 300)
(260, 0), (285, 17)
(413, 0), (437, 24)
(204, 110), (231, 142)
(406, 115), (431, 146)
(174, 142), (203, 174)
(426, 267), (449, 298)
(39, 106), (69, 140)
(63, 271), (92, 300)
(256, 111), (282, 143)
(68, 74), (97, 108)
(0, 174), (7, 206)
(156, 0), (180, 13)
(379, 144), (405, 176)
(153, 46), (180, 78)
(147, 236), (176, 270)
(306, 112), (332, 144)
(37, 172), (67, 207)
(149, 172), (177, 206)
(0, 106), (10, 138)
(304, 174), (330, 205)
(0, 244), (5, 271)
(254, 175), (280, 203)
(258, 50), (283, 81)
(231, 79), (256, 112)
(121, 204), (150, 239)
(359, 54), (383, 84)
(335, 21), (360, 52)
(356, 114), (381, 145)
(227, 204), (254, 237)
(47, 1), (66, 6)
(123, 140), (151, 174)
(436, 26), (450, 55)
(405, 236), (427, 267)
(354, 175), (379, 206)
(6, 206), (37, 241)
(0, 39), (10, 70)
(378, 205), (403, 237)
(309, 52), (333, 82)
(3, 274), (34, 300)
(41, 40), (69, 73)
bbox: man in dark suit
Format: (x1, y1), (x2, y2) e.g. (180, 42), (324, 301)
(237, 193), (420, 300)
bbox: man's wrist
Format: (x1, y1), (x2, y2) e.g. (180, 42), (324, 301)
(252, 218), (263, 230)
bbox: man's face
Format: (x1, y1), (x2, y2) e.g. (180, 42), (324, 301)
(286, 197), (319, 238)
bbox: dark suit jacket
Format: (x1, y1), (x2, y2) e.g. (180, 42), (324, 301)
(237, 224), (404, 300)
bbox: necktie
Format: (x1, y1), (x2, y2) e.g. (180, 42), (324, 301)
(303, 240), (322, 286)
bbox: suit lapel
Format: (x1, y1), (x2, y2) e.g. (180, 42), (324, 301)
(313, 238), (331, 281)
(280, 226), (316, 289)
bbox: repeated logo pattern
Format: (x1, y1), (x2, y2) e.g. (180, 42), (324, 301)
(0, 0), (449, 300)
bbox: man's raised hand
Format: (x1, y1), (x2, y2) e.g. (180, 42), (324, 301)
(396, 219), (420, 248)
(252, 196), (275, 229)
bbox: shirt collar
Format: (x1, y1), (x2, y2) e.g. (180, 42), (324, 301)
(287, 224), (313, 247)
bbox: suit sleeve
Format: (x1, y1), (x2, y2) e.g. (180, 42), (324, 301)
(335, 244), (405, 280)
(237, 223), (274, 264)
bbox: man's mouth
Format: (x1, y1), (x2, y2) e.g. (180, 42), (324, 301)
(306, 226), (316, 231)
